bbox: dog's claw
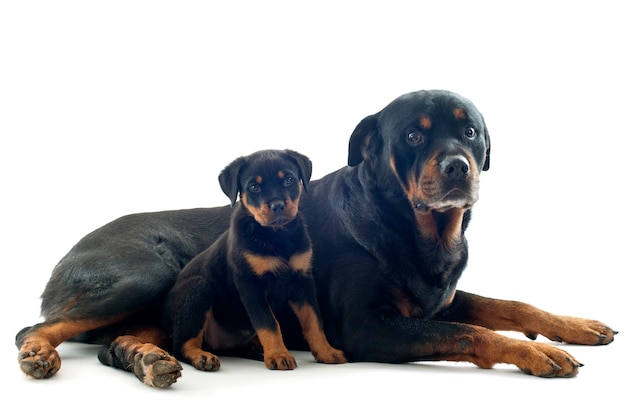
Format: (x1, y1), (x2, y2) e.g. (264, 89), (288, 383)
(265, 353), (297, 370)
(192, 353), (220, 371)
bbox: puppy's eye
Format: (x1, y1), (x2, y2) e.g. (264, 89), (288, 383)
(465, 127), (476, 139)
(283, 176), (295, 187)
(249, 183), (260, 193)
(407, 131), (423, 145)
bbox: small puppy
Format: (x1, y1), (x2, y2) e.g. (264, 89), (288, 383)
(163, 149), (346, 371)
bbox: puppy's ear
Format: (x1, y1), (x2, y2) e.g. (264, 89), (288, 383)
(482, 118), (491, 171)
(284, 150), (313, 192)
(218, 156), (247, 206)
(348, 114), (379, 166)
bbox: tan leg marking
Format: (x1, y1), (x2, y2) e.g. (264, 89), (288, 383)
(256, 327), (297, 370)
(290, 302), (346, 364)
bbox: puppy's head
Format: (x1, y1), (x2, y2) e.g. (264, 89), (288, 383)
(348, 90), (490, 213)
(219, 149), (313, 227)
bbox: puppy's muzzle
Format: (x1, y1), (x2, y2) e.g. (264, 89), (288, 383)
(270, 200), (286, 217)
(258, 199), (297, 227)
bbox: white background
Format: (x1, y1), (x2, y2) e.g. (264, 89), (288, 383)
(1, 1), (623, 409)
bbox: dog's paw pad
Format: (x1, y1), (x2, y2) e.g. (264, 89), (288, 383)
(134, 351), (182, 388)
(18, 342), (60, 379)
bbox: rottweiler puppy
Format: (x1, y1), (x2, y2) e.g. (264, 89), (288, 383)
(162, 149), (346, 371)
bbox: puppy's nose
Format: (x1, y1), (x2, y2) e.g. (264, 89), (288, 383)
(270, 200), (285, 216)
(440, 155), (470, 180)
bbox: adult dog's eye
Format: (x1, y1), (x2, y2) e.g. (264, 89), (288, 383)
(407, 131), (423, 145)
(283, 176), (295, 187)
(465, 127), (476, 139)
(249, 183), (260, 192)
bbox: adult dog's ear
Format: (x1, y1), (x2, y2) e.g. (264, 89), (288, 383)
(284, 149), (313, 192)
(348, 114), (379, 166)
(482, 118), (491, 171)
(218, 156), (247, 206)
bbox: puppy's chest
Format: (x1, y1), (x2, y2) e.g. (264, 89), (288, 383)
(231, 218), (313, 277)
(241, 246), (313, 278)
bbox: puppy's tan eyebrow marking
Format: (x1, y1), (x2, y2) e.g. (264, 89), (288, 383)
(278, 170), (285, 179)
(256, 176), (263, 184)
(453, 107), (466, 120)
(419, 115), (432, 129)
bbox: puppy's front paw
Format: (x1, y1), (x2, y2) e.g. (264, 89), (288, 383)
(264, 352), (297, 370)
(313, 347), (347, 364)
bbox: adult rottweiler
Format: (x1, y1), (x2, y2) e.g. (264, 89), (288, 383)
(162, 149), (346, 372)
(16, 90), (616, 388)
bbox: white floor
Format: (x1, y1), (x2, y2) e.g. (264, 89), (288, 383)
(2, 1), (624, 410)
(5, 337), (622, 410)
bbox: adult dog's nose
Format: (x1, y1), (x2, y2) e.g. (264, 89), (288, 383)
(440, 155), (470, 180)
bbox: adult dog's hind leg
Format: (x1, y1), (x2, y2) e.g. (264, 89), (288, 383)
(16, 316), (125, 379)
(98, 328), (182, 388)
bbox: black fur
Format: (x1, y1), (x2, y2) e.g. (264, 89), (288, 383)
(163, 149), (344, 371)
(16, 90), (616, 386)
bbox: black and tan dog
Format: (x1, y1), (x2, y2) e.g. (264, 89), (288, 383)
(17, 90), (616, 388)
(162, 149), (346, 371)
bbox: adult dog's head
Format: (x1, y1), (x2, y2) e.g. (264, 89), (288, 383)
(348, 90), (490, 214)
(219, 149), (313, 227)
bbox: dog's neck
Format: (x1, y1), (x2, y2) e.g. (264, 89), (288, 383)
(414, 208), (469, 251)
(233, 205), (307, 253)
